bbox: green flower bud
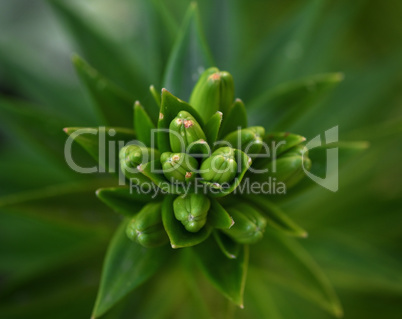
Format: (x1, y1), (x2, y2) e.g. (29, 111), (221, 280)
(119, 145), (159, 184)
(223, 205), (267, 244)
(200, 147), (238, 184)
(255, 145), (311, 188)
(169, 111), (207, 153)
(189, 67), (235, 122)
(161, 152), (199, 184)
(126, 203), (168, 248)
(173, 193), (210, 233)
(222, 126), (265, 157)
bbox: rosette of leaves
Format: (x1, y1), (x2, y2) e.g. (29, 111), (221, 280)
(65, 62), (316, 314)
(1, 1), (401, 319)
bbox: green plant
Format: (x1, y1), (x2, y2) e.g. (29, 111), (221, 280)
(1, 1), (401, 319)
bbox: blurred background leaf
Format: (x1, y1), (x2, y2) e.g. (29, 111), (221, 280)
(0, 0), (401, 318)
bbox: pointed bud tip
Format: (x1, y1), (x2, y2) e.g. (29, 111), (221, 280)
(208, 73), (221, 81)
(229, 218), (235, 228)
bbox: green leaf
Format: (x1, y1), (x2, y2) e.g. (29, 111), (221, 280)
(134, 101), (156, 147)
(0, 42), (92, 123)
(72, 55), (135, 128)
(47, 0), (149, 94)
(96, 187), (162, 217)
(203, 150), (252, 198)
(248, 73), (343, 131)
(0, 209), (106, 296)
(213, 231), (241, 260)
(157, 89), (204, 153)
(243, 195), (308, 238)
(92, 220), (170, 318)
(252, 230), (343, 317)
(162, 2), (214, 101)
(219, 99), (247, 139)
(204, 111), (223, 146)
(0, 180), (117, 230)
(240, 0), (325, 98)
(136, 0), (179, 86)
(192, 237), (249, 307)
(161, 195), (211, 249)
(207, 199), (234, 229)
(63, 127), (135, 172)
(0, 97), (69, 172)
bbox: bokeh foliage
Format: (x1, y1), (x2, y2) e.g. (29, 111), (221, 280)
(0, 0), (401, 318)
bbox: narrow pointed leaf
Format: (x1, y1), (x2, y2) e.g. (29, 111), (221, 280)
(92, 220), (170, 318)
(192, 237), (249, 307)
(96, 187), (162, 217)
(136, 0), (179, 85)
(162, 3), (214, 101)
(0, 96), (77, 170)
(0, 43), (91, 122)
(162, 195), (211, 249)
(149, 85), (161, 109)
(134, 101), (156, 147)
(243, 195), (308, 238)
(63, 127), (135, 172)
(207, 199), (234, 229)
(213, 231), (241, 260)
(157, 88), (204, 153)
(0, 180), (116, 229)
(47, 0), (148, 94)
(241, 0), (325, 98)
(219, 99), (247, 139)
(204, 111), (223, 146)
(248, 73), (343, 130)
(253, 230), (343, 317)
(73, 55), (135, 128)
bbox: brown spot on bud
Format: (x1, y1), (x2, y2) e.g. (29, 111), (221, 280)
(209, 73), (221, 81)
(184, 120), (194, 128)
(159, 113), (164, 120)
(185, 172), (193, 179)
(172, 155), (180, 162)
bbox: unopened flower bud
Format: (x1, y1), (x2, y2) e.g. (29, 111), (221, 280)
(119, 145), (159, 183)
(223, 205), (267, 244)
(189, 67), (235, 122)
(169, 111), (206, 153)
(200, 147), (238, 184)
(222, 126), (265, 157)
(173, 193), (210, 233)
(126, 203), (168, 248)
(255, 145), (311, 188)
(161, 152), (199, 184)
